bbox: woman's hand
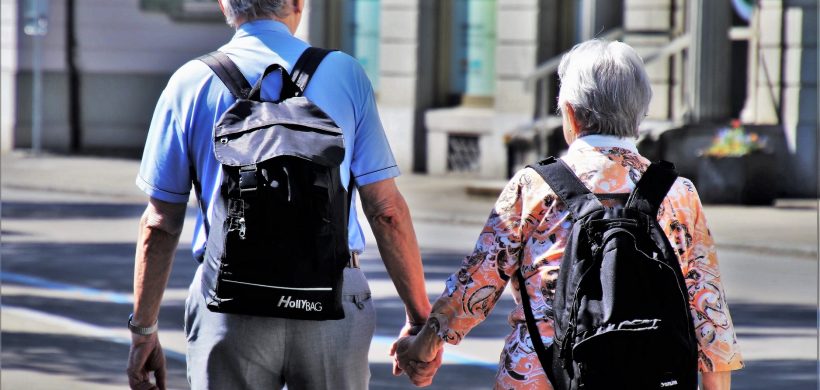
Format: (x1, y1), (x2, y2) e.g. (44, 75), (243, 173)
(392, 335), (442, 387)
(390, 321), (425, 376)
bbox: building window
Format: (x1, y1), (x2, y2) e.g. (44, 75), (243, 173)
(350, 0), (381, 90)
(447, 134), (481, 172)
(449, 0), (496, 106)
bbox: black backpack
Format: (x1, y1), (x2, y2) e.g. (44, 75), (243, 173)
(516, 157), (699, 389)
(195, 48), (351, 321)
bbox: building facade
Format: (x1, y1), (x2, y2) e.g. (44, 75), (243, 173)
(1, 0), (817, 196)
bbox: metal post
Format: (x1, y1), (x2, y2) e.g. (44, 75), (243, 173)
(24, 0), (48, 154)
(67, 0), (81, 152)
(31, 32), (43, 154)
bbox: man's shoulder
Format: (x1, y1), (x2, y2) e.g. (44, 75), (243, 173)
(318, 50), (363, 71)
(165, 58), (217, 94)
(309, 50), (371, 90)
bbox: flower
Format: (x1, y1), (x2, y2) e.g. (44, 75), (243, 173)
(702, 120), (768, 157)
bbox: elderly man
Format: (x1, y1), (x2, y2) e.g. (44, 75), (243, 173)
(395, 39), (743, 389)
(126, 1), (437, 389)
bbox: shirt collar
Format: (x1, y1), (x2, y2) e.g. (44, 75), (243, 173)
(233, 20), (292, 39)
(567, 134), (639, 155)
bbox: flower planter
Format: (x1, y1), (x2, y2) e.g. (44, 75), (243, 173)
(696, 153), (776, 205)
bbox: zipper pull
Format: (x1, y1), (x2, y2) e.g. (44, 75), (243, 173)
(238, 217), (247, 240)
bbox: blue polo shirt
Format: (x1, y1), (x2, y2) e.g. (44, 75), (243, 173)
(137, 20), (400, 260)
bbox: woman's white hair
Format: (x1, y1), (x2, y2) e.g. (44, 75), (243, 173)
(557, 39), (652, 138)
(220, 0), (290, 28)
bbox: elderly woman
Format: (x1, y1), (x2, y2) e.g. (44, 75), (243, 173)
(394, 39), (743, 389)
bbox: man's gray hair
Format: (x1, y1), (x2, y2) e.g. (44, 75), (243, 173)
(220, 0), (290, 28)
(557, 39), (652, 138)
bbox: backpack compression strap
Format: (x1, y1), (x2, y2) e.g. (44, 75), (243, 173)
(290, 47), (336, 95)
(625, 161), (679, 216)
(515, 269), (555, 378)
(527, 157), (603, 220)
(198, 51), (253, 99)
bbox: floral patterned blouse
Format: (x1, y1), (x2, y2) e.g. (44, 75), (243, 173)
(428, 135), (744, 388)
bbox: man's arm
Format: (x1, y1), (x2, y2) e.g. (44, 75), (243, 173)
(358, 178), (431, 324)
(127, 197), (187, 390)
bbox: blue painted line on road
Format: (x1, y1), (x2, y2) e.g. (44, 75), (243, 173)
(0, 271), (132, 304)
(371, 335), (498, 371)
(2, 304), (188, 362)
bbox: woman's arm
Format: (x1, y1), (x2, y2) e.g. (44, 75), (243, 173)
(702, 371), (731, 390)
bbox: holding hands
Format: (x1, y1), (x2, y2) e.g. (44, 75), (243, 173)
(390, 321), (445, 387)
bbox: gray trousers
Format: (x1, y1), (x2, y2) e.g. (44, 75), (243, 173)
(185, 264), (376, 390)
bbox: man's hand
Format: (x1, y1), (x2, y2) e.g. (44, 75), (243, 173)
(127, 333), (166, 390)
(390, 319), (445, 387)
(390, 322), (424, 376)
(392, 335), (443, 387)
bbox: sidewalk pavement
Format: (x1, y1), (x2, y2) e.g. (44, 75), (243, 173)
(1, 151), (817, 258)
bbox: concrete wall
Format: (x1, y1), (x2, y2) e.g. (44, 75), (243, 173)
(495, 0), (539, 115)
(623, 0), (679, 121)
(1, 0), (18, 153)
(377, 0), (438, 173)
(12, 0), (233, 152)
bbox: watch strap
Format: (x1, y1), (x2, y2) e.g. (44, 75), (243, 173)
(128, 313), (158, 335)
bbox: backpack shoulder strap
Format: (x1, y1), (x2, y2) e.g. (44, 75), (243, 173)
(527, 157), (603, 220)
(290, 47), (336, 95)
(625, 160), (679, 216)
(198, 51), (253, 99)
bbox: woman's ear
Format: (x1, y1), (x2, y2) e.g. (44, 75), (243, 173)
(561, 103), (581, 145)
(564, 103), (580, 137)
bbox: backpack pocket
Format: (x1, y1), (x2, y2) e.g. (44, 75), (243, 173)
(206, 157), (347, 320)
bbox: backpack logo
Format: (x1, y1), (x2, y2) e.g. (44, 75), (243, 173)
(277, 295), (323, 312)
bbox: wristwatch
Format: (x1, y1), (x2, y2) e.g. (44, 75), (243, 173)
(128, 313), (158, 335)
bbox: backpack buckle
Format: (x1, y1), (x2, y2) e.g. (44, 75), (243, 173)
(239, 165), (258, 197)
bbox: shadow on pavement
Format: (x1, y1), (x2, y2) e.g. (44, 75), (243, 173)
(1, 241), (197, 331)
(1, 201), (147, 219)
(729, 301), (818, 330)
(733, 359), (818, 390)
(0, 200), (198, 220)
(1, 242), (199, 292)
(1, 295), (187, 331)
(1, 331), (189, 389)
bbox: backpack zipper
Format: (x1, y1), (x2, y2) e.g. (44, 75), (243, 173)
(562, 255), (597, 362)
(649, 256), (693, 337)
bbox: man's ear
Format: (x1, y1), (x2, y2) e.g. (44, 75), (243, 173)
(293, 0), (304, 14)
(218, 0), (226, 16)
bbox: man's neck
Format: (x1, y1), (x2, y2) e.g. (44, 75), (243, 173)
(235, 16), (296, 34)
